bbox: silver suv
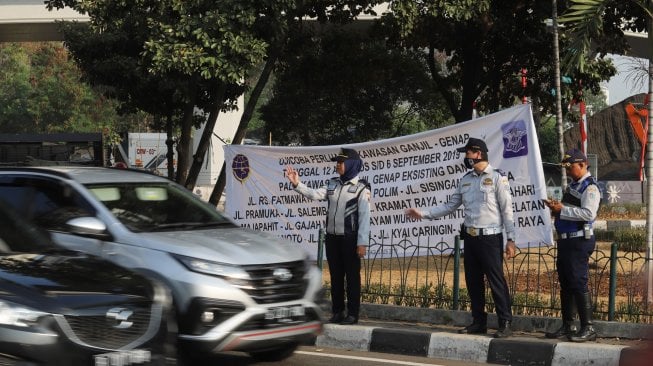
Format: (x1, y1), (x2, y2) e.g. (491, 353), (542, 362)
(0, 167), (324, 363)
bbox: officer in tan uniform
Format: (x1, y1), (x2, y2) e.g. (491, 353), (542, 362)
(406, 137), (516, 338)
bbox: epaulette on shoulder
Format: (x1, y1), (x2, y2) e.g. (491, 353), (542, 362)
(463, 170), (474, 177)
(494, 168), (506, 176)
(358, 178), (371, 189)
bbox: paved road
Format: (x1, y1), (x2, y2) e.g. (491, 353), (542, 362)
(197, 346), (486, 366)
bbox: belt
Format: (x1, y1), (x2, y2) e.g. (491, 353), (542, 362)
(559, 229), (593, 239)
(465, 227), (501, 236)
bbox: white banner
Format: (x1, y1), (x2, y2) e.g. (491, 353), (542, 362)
(224, 104), (554, 259)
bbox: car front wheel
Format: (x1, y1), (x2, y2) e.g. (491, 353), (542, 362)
(248, 343), (298, 362)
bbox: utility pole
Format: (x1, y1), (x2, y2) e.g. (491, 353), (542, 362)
(552, 0), (567, 189)
(645, 2), (653, 303)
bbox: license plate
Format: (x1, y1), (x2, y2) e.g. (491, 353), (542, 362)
(94, 349), (151, 366)
(265, 305), (305, 322)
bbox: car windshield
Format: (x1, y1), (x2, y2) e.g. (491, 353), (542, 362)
(0, 199), (55, 253)
(85, 182), (232, 232)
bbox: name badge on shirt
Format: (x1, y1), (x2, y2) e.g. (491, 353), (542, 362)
(483, 178), (493, 186)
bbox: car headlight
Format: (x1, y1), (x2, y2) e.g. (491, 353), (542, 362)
(173, 254), (251, 280)
(0, 300), (48, 327)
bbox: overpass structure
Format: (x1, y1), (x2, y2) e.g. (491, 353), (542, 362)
(1, 1), (650, 62)
(0, 0), (88, 42)
(0, 1), (650, 59)
(0, 1), (387, 42)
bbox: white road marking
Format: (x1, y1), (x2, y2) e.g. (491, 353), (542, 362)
(294, 351), (444, 365)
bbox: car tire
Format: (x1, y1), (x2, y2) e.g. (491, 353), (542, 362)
(165, 304), (191, 366)
(248, 343), (298, 362)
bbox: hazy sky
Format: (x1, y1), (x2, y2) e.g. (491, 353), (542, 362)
(604, 54), (649, 105)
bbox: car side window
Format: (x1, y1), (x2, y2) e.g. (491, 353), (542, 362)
(0, 175), (96, 231)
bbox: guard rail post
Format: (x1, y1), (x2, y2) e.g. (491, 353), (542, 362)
(608, 242), (618, 321)
(317, 228), (325, 281)
(453, 235), (461, 310)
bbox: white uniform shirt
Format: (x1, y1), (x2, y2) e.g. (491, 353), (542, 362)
(559, 172), (600, 222)
(419, 163), (516, 241)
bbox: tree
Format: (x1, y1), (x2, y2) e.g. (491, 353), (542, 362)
(260, 29), (452, 146)
(207, 1), (383, 204)
(46, 0), (382, 199)
(0, 42), (123, 135)
(381, 1), (616, 123)
(559, 0), (653, 302)
(560, 0), (647, 73)
(46, 0), (273, 184)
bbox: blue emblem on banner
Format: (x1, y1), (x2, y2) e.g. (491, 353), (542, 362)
(502, 120), (528, 158)
(232, 154), (251, 183)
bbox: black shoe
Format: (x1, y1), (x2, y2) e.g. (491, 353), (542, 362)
(341, 315), (358, 325)
(494, 321), (512, 338)
(458, 323), (487, 334)
(328, 312), (345, 324)
(545, 323), (576, 339)
(569, 326), (597, 342)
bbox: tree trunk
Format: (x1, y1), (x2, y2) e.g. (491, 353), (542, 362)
(426, 46), (458, 121)
(165, 112), (175, 180)
(208, 52), (279, 205)
(185, 82), (227, 190)
(209, 163), (227, 206)
(175, 78), (198, 184)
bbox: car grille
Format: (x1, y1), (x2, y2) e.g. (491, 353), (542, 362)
(236, 307), (320, 332)
(237, 260), (308, 304)
(0, 354), (19, 366)
(54, 302), (163, 350)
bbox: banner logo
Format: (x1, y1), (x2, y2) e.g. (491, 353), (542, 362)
(232, 154), (251, 183)
(502, 120), (528, 158)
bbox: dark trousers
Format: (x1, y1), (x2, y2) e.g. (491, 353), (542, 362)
(463, 233), (512, 325)
(556, 237), (595, 294)
(325, 233), (361, 317)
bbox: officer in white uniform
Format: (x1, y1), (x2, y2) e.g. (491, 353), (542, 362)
(544, 148), (601, 342)
(286, 148), (371, 325)
(406, 137), (517, 338)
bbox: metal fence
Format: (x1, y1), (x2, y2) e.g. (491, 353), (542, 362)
(319, 231), (653, 323)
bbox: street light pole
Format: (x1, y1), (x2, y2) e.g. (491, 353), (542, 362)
(552, 0), (567, 189)
(646, 12), (653, 303)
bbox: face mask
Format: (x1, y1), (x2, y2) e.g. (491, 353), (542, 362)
(464, 158), (483, 169)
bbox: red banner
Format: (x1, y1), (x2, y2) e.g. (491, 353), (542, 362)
(625, 101), (649, 181)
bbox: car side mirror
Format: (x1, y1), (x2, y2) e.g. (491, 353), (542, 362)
(66, 217), (111, 240)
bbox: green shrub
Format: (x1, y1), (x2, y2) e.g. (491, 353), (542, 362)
(598, 203), (645, 219)
(613, 301), (649, 323)
(416, 283), (434, 308)
(614, 227), (647, 252)
(362, 283), (391, 304)
(593, 229), (614, 242)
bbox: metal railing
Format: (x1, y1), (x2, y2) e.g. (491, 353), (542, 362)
(318, 230), (653, 323)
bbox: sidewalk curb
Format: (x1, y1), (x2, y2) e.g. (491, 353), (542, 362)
(360, 303), (653, 340)
(315, 324), (630, 366)
(312, 304), (653, 365)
